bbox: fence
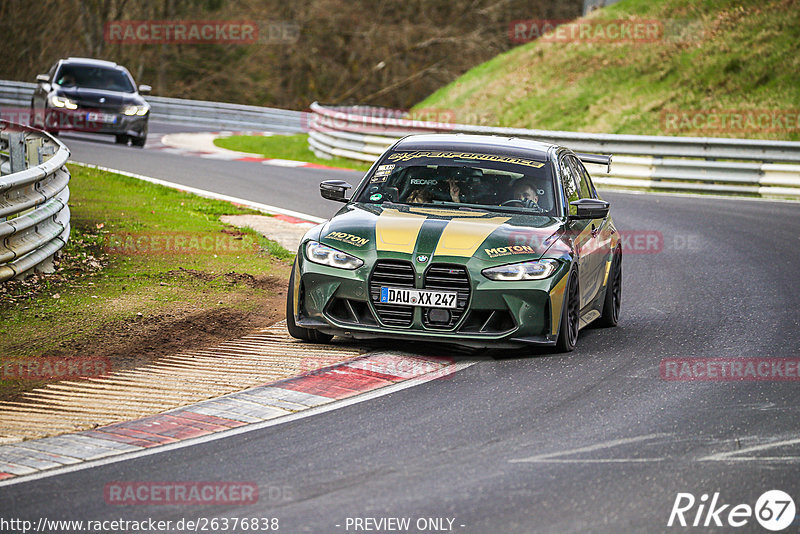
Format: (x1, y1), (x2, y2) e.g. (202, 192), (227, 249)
(307, 102), (800, 198)
(0, 80), (304, 133)
(0, 121), (71, 281)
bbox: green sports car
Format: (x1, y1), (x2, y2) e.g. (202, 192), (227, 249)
(287, 134), (622, 352)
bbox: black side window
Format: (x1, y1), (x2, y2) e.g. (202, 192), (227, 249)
(568, 156), (596, 199)
(559, 156), (580, 216)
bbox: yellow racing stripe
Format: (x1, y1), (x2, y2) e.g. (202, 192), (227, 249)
(433, 217), (510, 257)
(375, 209), (428, 254)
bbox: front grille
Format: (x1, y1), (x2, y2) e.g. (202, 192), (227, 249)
(369, 260), (415, 327)
(422, 264), (470, 329)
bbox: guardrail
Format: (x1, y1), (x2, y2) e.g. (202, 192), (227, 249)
(0, 80), (304, 133)
(308, 102), (800, 198)
(0, 121), (71, 281)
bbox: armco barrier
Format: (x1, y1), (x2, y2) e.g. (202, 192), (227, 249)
(0, 80), (304, 133)
(0, 121), (71, 281)
(307, 102), (800, 198)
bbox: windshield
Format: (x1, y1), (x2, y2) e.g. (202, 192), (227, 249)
(55, 65), (135, 92)
(355, 150), (557, 215)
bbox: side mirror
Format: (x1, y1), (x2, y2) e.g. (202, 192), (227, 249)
(569, 198), (609, 220)
(138, 84), (152, 94)
(320, 180), (352, 202)
(36, 74), (50, 84)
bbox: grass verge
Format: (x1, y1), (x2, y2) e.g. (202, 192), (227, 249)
(214, 133), (372, 171)
(0, 165), (293, 400)
(415, 0), (800, 140)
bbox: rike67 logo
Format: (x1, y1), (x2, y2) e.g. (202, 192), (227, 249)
(668, 490), (796, 531)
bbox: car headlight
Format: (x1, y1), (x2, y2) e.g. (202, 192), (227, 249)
(305, 241), (363, 270)
(123, 104), (149, 116)
(49, 95), (77, 109)
(482, 259), (560, 281)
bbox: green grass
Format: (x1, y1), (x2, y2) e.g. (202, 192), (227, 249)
(0, 165), (293, 396)
(415, 0), (800, 140)
(214, 133), (372, 171)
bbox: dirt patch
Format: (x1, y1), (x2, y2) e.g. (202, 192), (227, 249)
(1, 270), (289, 403)
(169, 267), (283, 291)
(56, 275), (286, 367)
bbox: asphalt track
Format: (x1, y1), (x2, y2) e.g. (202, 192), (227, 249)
(2, 122), (800, 533)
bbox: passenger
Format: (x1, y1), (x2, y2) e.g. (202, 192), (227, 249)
(406, 188), (433, 204)
(445, 167), (481, 203)
(447, 176), (464, 202)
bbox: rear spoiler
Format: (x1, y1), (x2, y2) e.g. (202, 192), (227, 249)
(577, 153), (612, 173)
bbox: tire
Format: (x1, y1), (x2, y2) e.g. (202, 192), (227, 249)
(43, 108), (59, 134)
(286, 262), (334, 343)
(555, 269), (580, 352)
(596, 248), (622, 328)
(131, 135), (146, 147)
(30, 102), (40, 129)
(115, 134), (129, 145)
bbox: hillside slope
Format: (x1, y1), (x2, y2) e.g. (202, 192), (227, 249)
(416, 0), (800, 140)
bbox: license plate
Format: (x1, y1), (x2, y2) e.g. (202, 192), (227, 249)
(380, 287), (457, 308)
(87, 112), (117, 124)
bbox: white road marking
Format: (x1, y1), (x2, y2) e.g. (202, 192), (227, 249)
(700, 437), (800, 463)
(509, 434), (668, 464)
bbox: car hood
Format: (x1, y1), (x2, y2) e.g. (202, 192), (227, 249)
(54, 87), (143, 108)
(317, 202), (565, 263)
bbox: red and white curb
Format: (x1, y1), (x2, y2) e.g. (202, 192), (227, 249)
(149, 130), (355, 171)
(0, 351), (467, 484)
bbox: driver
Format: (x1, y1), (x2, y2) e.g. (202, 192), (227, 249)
(511, 178), (541, 208)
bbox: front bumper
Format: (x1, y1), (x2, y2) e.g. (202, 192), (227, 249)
(46, 108), (148, 137)
(293, 252), (569, 349)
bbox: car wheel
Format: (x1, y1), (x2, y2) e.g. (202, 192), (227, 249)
(131, 135), (146, 148)
(30, 102), (41, 128)
(43, 108), (59, 134)
(115, 134), (129, 145)
(596, 248), (622, 328)
(286, 261), (334, 343)
(555, 269), (580, 352)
